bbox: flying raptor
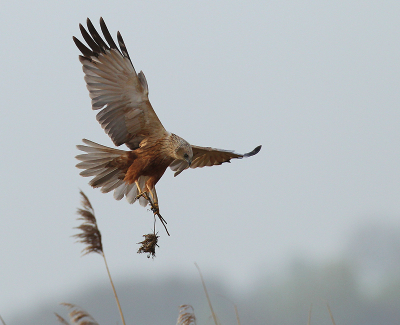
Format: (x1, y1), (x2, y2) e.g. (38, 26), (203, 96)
(74, 18), (261, 233)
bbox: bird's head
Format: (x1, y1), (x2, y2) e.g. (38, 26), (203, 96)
(176, 142), (193, 166)
(171, 134), (193, 166)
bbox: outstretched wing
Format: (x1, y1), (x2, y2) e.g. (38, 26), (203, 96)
(170, 145), (262, 176)
(74, 17), (167, 150)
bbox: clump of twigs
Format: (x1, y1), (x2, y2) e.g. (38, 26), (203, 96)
(55, 303), (99, 325)
(137, 233), (159, 258)
(176, 305), (196, 325)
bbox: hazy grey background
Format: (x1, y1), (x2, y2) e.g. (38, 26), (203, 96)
(1, 1), (400, 323)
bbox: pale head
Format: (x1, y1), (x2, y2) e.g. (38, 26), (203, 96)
(169, 134), (193, 166)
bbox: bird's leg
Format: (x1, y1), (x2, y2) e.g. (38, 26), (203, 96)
(134, 181), (155, 210)
(147, 186), (159, 214)
(134, 181), (150, 201)
(134, 180), (169, 235)
(147, 185), (170, 236)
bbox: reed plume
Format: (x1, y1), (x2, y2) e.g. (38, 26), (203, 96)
(55, 303), (99, 325)
(72, 191), (126, 325)
(176, 305), (196, 325)
(75, 191), (102, 255)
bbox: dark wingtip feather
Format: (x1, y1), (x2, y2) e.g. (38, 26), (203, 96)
(79, 22), (102, 54)
(73, 36), (94, 58)
(243, 145), (262, 158)
(117, 31), (131, 61)
(100, 17), (119, 51)
(86, 17), (109, 52)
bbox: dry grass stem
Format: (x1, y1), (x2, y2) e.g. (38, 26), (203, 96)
(102, 253), (126, 325)
(56, 303), (99, 325)
(234, 304), (241, 325)
(176, 305), (197, 325)
(216, 294), (241, 325)
(0, 315), (6, 325)
(195, 263), (219, 325)
(74, 191), (103, 255)
(137, 233), (159, 258)
(307, 305), (312, 325)
(327, 304), (336, 325)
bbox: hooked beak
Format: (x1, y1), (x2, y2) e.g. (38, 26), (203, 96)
(186, 157), (192, 167)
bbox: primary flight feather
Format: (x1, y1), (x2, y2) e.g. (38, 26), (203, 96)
(74, 18), (261, 226)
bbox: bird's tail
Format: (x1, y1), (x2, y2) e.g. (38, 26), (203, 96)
(76, 139), (148, 206)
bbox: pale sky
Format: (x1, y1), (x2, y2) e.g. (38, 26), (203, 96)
(1, 0), (400, 318)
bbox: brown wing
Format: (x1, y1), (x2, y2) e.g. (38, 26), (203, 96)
(170, 145), (262, 176)
(73, 18), (167, 150)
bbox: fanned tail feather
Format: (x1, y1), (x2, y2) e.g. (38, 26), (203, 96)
(76, 139), (147, 205)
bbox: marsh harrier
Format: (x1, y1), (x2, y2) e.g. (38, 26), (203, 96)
(74, 18), (261, 230)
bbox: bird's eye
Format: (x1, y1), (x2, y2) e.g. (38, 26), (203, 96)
(184, 153), (189, 159)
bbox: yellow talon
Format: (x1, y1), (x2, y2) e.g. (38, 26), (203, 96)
(151, 202), (159, 215)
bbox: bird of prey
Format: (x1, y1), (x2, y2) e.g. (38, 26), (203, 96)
(74, 18), (261, 233)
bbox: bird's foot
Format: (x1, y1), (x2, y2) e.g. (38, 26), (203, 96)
(135, 191), (150, 201)
(150, 202), (159, 215)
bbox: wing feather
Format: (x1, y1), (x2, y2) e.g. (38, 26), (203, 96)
(99, 18), (120, 51)
(74, 17), (167, 149)
(170, 145), (261, 176)
(79, 23), (102, 54)
(86, 18), (109, 52)
(117, 31), (132, 62)
(101, 179), (125, 193)
(73, 37), (94, 58)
